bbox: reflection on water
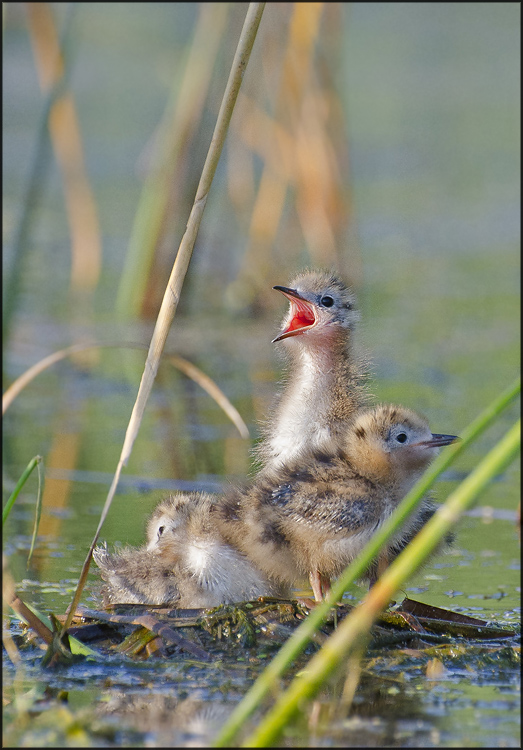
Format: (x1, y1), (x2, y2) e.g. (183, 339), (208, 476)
(3, 634), (519, 747)
(98, 694), (231, 748)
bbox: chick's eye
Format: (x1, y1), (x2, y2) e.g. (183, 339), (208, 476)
(396, 433), (408, 443)
(157, 525), (165, 538)
(320, 295), (334, 307)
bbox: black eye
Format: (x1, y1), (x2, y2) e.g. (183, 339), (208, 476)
(321, 295), (334, 307)
(396, 433), (408, 444)
(157, 525), (165, 539)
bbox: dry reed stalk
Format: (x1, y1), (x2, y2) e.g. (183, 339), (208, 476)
(26, 3), (102, 296)
(232, 3), (326, 299)
(312, 4), (362, 284)
(59, 3), (266, 638)
(294, 83), (342, 269)
(235, 93), (295, 172)
(2, 344), (92, 414)
(229, 3), (359, 300)
(116, 3), (229, 319)
(25, 3), (102, 369)
(2, 559), (54, 646)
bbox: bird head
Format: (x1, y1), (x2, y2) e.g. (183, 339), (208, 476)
(146, 492), (212, 550)
(345, 404), (459, 489)
(272, 270), (359, 344)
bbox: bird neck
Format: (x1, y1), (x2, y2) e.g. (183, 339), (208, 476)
(265, 333), (361, 466)
(345, 454), (427, 500)
(291, 332), (359, 415)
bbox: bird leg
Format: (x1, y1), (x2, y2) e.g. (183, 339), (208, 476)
(309, 570), (331, 602)
(368, 552), (390, 588)
(320, 572), (331, 599)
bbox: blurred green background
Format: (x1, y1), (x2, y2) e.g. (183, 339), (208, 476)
(2, 3), (519, 747)
(3, 0), (519, 607)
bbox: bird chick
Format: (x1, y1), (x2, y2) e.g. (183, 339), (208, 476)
(94, 492), (288, 608)
(93, 541), (190, 607)
(256, 270), (369, 470)
(218, 404), (458, 601)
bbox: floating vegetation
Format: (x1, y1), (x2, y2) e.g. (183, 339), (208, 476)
(4, 593), (519, 748)
(8, 596), (515, 668)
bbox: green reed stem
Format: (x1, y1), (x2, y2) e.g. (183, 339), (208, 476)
(213, 377), (520, 747)
(243, 418), (520, 746)
(27, 456), (44, 568)
(2, 455), (42, 526)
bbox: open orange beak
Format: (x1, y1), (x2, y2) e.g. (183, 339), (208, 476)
(272, 286), (318, 342)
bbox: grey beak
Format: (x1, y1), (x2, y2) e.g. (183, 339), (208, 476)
(273, 285), (306, 301)
(420, 433), (460, 448)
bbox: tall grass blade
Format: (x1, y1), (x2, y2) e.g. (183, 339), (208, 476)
(213, 376), (520, 746)
(59, 2), (266, 638)
(2, 456), (42, 526)
(242, 418), (520, 747)
(26, 456), (44, 568)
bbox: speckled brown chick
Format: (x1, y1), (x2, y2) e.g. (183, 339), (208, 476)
(94, 492), (289, 607)
(218, 405), (458, 601)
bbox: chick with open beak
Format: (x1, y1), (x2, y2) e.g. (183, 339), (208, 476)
(255, 270), (370, 471)
(271, 286), (318, 341)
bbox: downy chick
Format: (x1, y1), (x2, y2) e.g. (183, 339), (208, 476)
(257, 270), (369, 470)
(218, 404), (458, 601)
(94, 492), (288, 608)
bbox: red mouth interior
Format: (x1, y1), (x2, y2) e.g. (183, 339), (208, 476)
(282, 298), (316, 335)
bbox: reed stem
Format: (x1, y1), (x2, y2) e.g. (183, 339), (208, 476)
(213, 377), (520, 746)
(2, 455), (42, 526)
(60, 3), (266, 638)
(243, 418), (520, 746)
